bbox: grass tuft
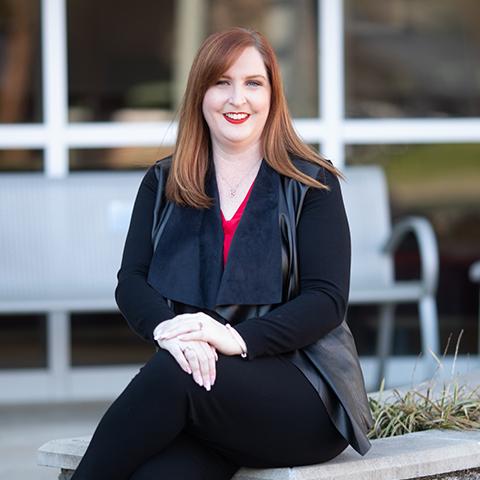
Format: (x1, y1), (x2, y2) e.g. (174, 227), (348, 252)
(368, 330), (480, 439)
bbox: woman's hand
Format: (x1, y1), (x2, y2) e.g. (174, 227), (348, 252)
(155, 312), (246, 357)
(156, 336), (218, 391)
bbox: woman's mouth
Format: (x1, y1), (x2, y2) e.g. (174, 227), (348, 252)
(223, 112), (250, 124)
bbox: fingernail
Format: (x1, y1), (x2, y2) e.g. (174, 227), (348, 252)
(205, 383), (211, 391)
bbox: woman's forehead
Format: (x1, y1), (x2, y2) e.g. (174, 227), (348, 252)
(221, 47), (267, 76)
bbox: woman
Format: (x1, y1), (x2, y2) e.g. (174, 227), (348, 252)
(71, 27), (373, 480)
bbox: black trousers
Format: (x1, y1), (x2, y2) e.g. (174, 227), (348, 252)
(71, 349), (349, 480)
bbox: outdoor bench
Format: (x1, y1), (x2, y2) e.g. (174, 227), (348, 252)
(39, 372), (480, 479)
(37, 428), (480, 480)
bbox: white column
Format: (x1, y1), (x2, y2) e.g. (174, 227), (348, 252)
(42, 0), (68, 177)
(319, 0), (345, 167)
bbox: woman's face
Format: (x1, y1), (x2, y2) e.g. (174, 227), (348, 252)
(202, 46), (271, 152)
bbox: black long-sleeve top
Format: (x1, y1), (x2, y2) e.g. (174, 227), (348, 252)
(115, 163), (351, 359)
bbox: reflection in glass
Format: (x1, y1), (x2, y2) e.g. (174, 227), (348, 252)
(71, 313), (152, 366)
(346, 143), (480, 354)
(67, 0), (318, 122)
(69, 146), (173, 171)
(0, 0), (42, 123)
(67, 0), (176, 123)
(207, 0), (319, 118)
(345, 0), (480, 118)
(0, 149), (43, 172)
(0, 315), (47, 368)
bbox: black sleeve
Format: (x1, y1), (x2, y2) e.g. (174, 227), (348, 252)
(234, 168), (351, 359)
(115, 165), (176, 344)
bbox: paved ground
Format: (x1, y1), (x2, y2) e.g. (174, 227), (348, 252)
(421, 468), (480, 479)
(0, 401), (110, 480)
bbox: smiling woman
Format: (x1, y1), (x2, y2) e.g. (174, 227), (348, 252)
(202, 47), (271, 152)
(201, 46), (271, 215)
(70, 27), (372, 480)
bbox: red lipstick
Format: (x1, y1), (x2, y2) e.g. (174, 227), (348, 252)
(223, 112), (250, 124)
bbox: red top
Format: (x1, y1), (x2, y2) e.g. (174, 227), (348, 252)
(221, 181), (254, 266)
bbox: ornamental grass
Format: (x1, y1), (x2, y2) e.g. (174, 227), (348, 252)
(368, 330), (480, 439)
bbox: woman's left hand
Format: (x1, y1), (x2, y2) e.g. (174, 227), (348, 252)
(154, 312), (244, 356)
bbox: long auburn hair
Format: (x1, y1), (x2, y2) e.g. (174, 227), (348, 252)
(165, 26), (341, 208)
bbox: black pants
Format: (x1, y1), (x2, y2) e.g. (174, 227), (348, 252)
(71, 349), (349, 480)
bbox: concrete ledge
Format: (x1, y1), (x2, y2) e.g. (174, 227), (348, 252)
(38, 371), (480, 478)
(38, 428), (480, 480)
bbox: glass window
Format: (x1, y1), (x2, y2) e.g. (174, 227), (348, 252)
(67, 0), (176, 123)
(0, 0), (42, 123)
(69, 146), (173, 171)
(71, 313), (153, 366)
(0, 149), (43, 172)
(207, 0), (319, 118)
(345, 0), (480, 118)
(67, 0), (318, 122)
(0, 315), (47, 369)
(345, 144), (480, 355)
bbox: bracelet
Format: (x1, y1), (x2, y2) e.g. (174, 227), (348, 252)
(225, 323), (247, 358)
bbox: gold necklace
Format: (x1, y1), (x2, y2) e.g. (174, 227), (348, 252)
(217, 159), (262, 198)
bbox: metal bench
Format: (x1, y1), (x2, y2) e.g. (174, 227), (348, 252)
(0, 171), (143, 399)
(342, 165), (440, 388)
(0, 165), (439, 399)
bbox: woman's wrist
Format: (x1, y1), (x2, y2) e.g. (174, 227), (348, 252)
(225, 323), (248, 357)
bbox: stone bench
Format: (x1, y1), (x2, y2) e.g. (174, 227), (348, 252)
(38, 428), (480, 480)
(38, 371), (480, 479)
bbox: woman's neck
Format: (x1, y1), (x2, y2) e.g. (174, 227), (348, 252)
(212, 142), (263, 176)
(212, 142), (263, 218)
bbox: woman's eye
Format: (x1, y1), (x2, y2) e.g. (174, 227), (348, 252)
(215, 80), (261, 86)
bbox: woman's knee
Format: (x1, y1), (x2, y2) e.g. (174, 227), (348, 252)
(129, 349), (193, 397)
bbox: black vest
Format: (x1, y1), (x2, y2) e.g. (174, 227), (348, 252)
(147, 155), (373, 456)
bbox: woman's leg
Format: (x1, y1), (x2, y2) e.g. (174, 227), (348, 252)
(72, 349), (204, 479)
(71, 349), (348, 479)
(129, 432), (239, 480)
(185, 353), (349, 468)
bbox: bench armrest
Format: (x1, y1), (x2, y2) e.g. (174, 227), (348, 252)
(470, 261), (480, 283)
(382, 216), (439, 295)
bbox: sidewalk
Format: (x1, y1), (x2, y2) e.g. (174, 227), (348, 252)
(0, 401), (110, 480)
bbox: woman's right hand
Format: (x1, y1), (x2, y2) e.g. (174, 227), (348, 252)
(157, 336), (218, 391)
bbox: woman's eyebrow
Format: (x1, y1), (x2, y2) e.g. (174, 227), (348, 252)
(220, 74), (267, 80)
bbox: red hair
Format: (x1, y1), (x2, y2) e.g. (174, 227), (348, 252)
(166, 26), (340, 208)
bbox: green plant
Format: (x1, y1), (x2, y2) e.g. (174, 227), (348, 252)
(368, 330), (480, 439)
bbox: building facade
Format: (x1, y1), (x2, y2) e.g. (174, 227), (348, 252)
(0, 0), (479, 402)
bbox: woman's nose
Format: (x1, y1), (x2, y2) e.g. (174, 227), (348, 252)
(228, 85), (246, 106)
